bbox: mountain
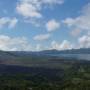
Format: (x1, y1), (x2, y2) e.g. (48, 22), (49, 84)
(0, 48), (90, 66)
(0, 48), (90, 58)
(4, 48), (90, 57)
(39, 48), (90, 54)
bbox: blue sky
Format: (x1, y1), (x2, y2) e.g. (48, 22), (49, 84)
(0, 0), (90, 51)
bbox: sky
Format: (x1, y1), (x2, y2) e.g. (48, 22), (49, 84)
(0, 0), (90, 51)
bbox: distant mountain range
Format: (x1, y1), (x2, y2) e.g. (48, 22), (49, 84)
(0, 48), (90, 57)
(0, 48), (90, 66)
(40, 48), (90, 54)
(6, 48), (90, 56)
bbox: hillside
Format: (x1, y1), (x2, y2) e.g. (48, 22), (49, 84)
(0, 49), (90, 89)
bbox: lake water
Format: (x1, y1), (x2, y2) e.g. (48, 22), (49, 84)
(50, 54), (90, 60)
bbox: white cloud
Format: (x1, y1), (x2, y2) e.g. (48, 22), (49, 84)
(42, 0), (64, 5)
(9, 18), (18, 28)
(63, 3), (90, 30)
(78, 34), (90, 48)
(16, 0), (64, 21)
(51, 41), (60, 49)
(46, 19), (60, 32)
(62, 3), (90, 49)
(24, 18), (42, 27)
(60, 40), (72, 50)
(16, 2), (42, 18)
(0, 17), (18, 29)
(0, 17), (10, 28)
(70, 29), (81, 37)
(63, 18), (76, 27)
(33, 34), (51, 41)
(0, 35), (32, 51)
(36, 44), (42, 51)
(51, 40), (72, 50)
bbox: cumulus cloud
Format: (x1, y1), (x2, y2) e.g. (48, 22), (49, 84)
(62, 3), (90, 49)
(63, 18), (76, 27)
(33, 34), (51, 41)
(0, 17), (18, 29)
(63, 3), (90, 30)
(16, 2), (42, 18)
(50, 33), (90, 50)
(51, 41), (60, 49)
(51, 40), (72, 50)
(16, 0), (64, 22)
(46, 19), (60, 32)
(78, 34), (90, 48)
(60, 40), (72, 50)
(0, 35), (31, 51)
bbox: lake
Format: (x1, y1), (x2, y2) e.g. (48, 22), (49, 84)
(49, 54), (90, 60)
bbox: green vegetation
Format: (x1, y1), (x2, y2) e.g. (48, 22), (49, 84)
(0, 57), (90, 90)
